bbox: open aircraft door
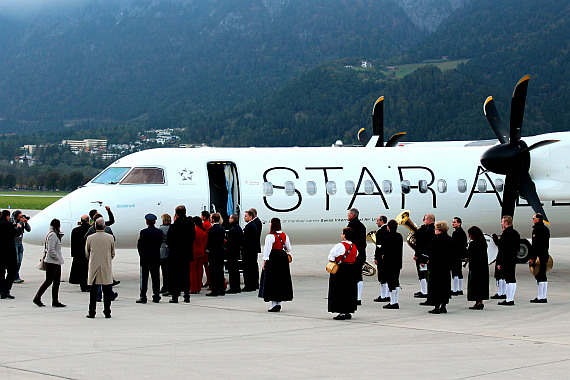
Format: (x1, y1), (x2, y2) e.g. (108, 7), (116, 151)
(207, 161), (241, 226)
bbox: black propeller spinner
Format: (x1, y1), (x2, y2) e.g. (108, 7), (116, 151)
(358, 96), (406, 147)
(480, 75), (558, 222)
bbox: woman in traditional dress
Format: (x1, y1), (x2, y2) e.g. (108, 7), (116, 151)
(259, 218), (293, 312)
(327, 227), (358, 320)
(466, 226), (489, 310)
(426, 221), (453, 314)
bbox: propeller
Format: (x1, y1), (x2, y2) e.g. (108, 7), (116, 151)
(357, 96), (406, 147)
(480, 75), (558, 222)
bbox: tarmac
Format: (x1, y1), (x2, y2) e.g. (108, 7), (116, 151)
(1, 221), (569, 379)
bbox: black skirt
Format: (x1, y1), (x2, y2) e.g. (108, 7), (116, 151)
(262, 249), (293, 302)
(328, 263), (357, 314)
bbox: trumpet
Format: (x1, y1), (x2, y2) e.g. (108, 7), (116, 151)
(362, 261), (377, 277)
(366, 230), (377, 244)
(396, 210), (419, 250)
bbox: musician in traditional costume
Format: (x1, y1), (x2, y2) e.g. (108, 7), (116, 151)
(425, 221), (453, 314)
(378, 220), (403, 309)
(466, 226), (489, 310)
(347, 208), (366, 305)
(260, 218), (293, 312)
(492, 215), (520, 306)
(451, 217), (467, 296)
(373, 215), (389, 303)
(529, 213), (550, 303)
(413, 214), (435, 298)
(328, 227), (359, 320)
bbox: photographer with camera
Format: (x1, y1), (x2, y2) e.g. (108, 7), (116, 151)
(10, 210), (31, 284)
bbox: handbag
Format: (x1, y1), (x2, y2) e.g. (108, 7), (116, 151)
(274, 233), (292, 263)
(326, 243), (354, 274)
(37, 234), (49, 271)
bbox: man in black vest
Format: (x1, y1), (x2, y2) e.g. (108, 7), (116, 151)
(529, 213), (550, 303)
(451, 217), (467, 296)
(136, 213), (164, 304)
(373, 215), (389, 302)
(493, 215), (520, 306)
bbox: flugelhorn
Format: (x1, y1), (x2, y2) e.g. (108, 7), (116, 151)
(396, 210), (418, 250)
(362, 261), (377, 277)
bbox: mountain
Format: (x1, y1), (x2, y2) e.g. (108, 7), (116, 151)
(1, 0), (452, 132)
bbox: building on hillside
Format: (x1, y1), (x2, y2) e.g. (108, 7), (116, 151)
(62, 139), (107, 153)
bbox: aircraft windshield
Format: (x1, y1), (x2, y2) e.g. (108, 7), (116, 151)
(121, 167), (165, 184)
(91, 167), (130, 184)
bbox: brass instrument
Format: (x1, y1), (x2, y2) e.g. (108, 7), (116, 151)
(362, 261), (377, 277)
(366, 230), (377, 244)
(396, 210), (419, 250)
(530, 255), (554, 276)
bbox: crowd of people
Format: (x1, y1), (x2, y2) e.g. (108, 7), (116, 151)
(0, 204), (552, 320)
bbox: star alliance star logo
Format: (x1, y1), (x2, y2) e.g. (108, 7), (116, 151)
(179, 168), (193, 181)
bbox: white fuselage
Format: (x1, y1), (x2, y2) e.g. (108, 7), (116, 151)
(25, 132), (570, 248)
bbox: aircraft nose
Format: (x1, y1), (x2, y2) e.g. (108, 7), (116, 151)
(25, 197), (72, 246)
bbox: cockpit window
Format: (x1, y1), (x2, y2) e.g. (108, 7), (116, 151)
(91, 167), (130, 184)
(121, 167), (165, 184)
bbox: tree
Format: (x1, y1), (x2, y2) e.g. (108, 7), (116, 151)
(3, 174), (16, 189)
(45, 171), (60, 190)
(66, 171), (84, 190)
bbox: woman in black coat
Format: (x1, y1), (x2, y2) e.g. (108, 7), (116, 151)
(426, 221), (453, 314)
(466, 226), (489, 310)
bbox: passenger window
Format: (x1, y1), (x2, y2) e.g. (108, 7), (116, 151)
(382, 180), (392, 194)
(345, 181), (355, 195)
(401, 180), (410, 194)
(326, 181), (337, 195)
(457, 179), (467, 193)
(307, 181), (317, 196)
(91, 167), (130, 184)
(364, 180), (374, 195)
(418, 180), (428, 193)
(121, 167), (165, 184)
(494, 178), (504, 192)
(263, 182), (273, 196)
(437, 179), (447, 193)
(284, 181), (295, 196)
(477, 179), (487, 193)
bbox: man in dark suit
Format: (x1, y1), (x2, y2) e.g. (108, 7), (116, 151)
(69, 215), (91, 292)
(373, 215), (389, 302)
(493, 215), (520, 306)
(250, 208), (263, 257)
(242, 210), (259, 292)
(451, 217), (467, 296)
(136, 213), (164, 304)
(0, 210), (23, 299)
(225, 214), (243, 294)
(347, 208), (366, 305)
(206, 213), (226, 297)
(529, 213), (550, 303)
(166, 205), (195, 303)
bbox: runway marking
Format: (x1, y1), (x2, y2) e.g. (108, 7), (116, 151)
(452, 358), (570, 379)
(0, 364), (77, 380)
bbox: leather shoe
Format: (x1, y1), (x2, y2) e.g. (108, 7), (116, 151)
(205, 292), (218, 297)
(1, 293), (15, 299)
(152, 296), (161, 303)
(374, 296), (390, 302)
(104, 312), (111, 319)
(52, 301), (66, 307)
(333, 314), (346, 320)
(439, 306), (447, 313)
(498, 300), (515, 306)
(86, 314), (95, 318)
(226, 289), (241, 294)
(356, 300), (361, 306)
(530, 298), (547, 303)
(456, 290), (463, 295)
(268, 305), (281, 312)
(490, 293), (506, 299)
(110, 292), (118, 301)
(169, 298), (179, 303)
(33, 298), (45, 307)
(428, 308), (441, 314)
(469, 304), (484, 310)
(383, 303), (399, 309)
(414, 292), (427, 298)
(112, 280), (121, 286)
(136, 298), (147, 304)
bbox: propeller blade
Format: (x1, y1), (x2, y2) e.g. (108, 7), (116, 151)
(357, 128), (369, 147)
(516, 171), (549, 222)
(502, 174), (518, 218)
(385, 132), (406, 147)
(526, 139), (559, 153)
(484, 96), (509, 144)
(510, 75), (529, 145)
(372, 96), (384, 147)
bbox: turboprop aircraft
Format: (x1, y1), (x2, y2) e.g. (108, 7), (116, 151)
(25, 76), (570, 263)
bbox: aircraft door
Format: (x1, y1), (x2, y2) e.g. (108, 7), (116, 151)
(207, 161), (240, 227)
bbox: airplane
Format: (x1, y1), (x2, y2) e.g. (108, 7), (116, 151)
(25, 76), (570, 264)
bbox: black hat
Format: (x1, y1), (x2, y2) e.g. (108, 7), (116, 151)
(145, 213), (157, 222)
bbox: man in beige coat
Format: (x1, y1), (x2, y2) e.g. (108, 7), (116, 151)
(86, 218), (115, 318)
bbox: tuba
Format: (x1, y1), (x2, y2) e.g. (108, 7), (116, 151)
(396, 210), (419, 250)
